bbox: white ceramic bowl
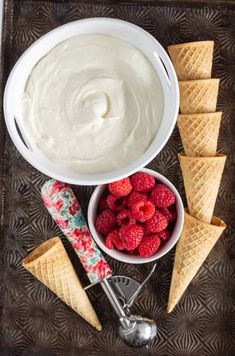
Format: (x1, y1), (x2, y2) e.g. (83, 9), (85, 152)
(4, 18), (179, 185)
(88, 168), (184, 264)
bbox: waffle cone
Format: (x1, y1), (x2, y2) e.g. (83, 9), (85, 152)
(167, 210), (226, 313)
(179, 154), (226, 223)
(168, 41), (214, 80)
(178, 112), (222, 156)
(179, 79), (220, 114)
(22, 237), (102, 331)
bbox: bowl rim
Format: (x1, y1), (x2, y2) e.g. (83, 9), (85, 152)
(4, 17), (179, 185)
(88, 168), (184, 264)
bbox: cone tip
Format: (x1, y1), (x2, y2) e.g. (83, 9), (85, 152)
(96, 324), (102, 331)
(167, 302), (175, 313)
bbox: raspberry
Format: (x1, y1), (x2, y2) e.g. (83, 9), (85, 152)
(144, 211), (168, 233)
(108, 178), (132, 197)
(105, 231), (115, 249)
(158, 229), (170, 241)
(158, 207), (176, 222)
(95, 209), (116, 235)
(98, 195), (109, 211)
(105, 229), (125, 250)
(114, 238), (125, 251)
(127, 191), (148, 208)
(107, 194), (126, 212)
(130, 172), (155, 193)
(117, 209), (136, 227)
(150, 184), (175, 208)
(131, 200), (155, 222)
(138, 235), (161, 258)
(119, 224), (144, 250)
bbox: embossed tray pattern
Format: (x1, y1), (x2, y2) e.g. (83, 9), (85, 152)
(0, 1), (235, 355)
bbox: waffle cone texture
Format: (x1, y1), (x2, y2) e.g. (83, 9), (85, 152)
(168, 41), (214, 80)
(178, 112), (222, 157)
(22, 237), (102, 331)
(179, 154), (226, 224)
(179, 79), (220, 114)
(167, 210), (226, 313)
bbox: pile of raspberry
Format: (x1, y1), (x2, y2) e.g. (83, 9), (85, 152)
(95, 172), (177, 258)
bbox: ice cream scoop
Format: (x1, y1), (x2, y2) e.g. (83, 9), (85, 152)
(41, 179), (157, 347)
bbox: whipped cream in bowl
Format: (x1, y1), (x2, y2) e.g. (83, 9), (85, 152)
(4, 18), (179, 185)
(21, 34), (163, 173)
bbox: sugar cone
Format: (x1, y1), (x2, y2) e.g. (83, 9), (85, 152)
(179, 154), (226, 224)
(168, 41), (214, 80)
(178, 112), (222, 157)
(167, 210), (226, 313)
(179, 79), (220, 114)
(22, 237), (102, 331)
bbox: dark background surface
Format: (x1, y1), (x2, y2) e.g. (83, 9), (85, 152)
(0, 1), (235, 355)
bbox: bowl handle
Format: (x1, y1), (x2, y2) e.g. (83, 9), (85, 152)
(7, 113), (44, 162)
(151, 40), (179, 97)
(14, 116), (34, 151)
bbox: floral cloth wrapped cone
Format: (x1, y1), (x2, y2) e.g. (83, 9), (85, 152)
(23, 237), (102, 331)
(167, 210), (226, 313)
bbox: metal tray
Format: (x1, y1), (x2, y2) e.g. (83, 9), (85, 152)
(0, 1), (234, 355)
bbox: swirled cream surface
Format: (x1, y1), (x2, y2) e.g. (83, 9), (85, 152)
(21, 34), (163, 173)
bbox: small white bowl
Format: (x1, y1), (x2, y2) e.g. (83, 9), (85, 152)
(4, 18), (179, 185)
(88, 168), (184, 264)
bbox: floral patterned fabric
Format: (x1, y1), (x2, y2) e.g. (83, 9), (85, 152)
(41, 179), (112, 284)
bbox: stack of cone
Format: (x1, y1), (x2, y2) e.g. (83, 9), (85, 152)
(167, 41), (227, 312)
(23, 237), (102, 331)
